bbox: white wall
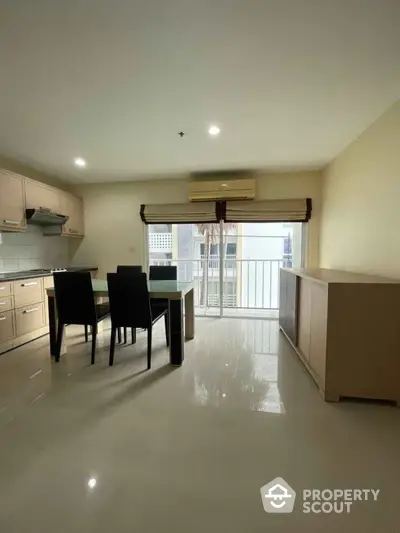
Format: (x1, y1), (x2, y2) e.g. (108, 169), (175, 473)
(0, 225), (69, 272)
(319, 99), (400, 278)
(71, 171), (322, 277)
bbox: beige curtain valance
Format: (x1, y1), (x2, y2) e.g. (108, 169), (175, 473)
(140, 202), (220, 224)
(224, 198), (312, 223)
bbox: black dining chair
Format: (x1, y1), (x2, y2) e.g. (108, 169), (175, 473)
(149, 265), (177, 331)
(107, 273), (168, 369)
(149, 265), (177, 281)
(53, 272), (110, 364)
(117, 265), (143, 275)
(116, 265), (142, 344)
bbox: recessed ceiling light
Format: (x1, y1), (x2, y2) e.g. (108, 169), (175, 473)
(87, 478), (97, 489)
(74, 157), (86, 168)
(208, 125), (220, 136)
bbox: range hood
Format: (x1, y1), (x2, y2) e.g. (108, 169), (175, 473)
(26, 208), (69, 226)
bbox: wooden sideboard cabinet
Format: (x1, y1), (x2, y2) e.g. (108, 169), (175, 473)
(279, 268), (400, 405)
(279, 268), (299, 346)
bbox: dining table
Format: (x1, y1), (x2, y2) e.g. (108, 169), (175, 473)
(46, 279), (195, 366)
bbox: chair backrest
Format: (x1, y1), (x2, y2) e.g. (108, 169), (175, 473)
(54, 272), (96, 325)
(149, 265), (177, 280)
(107, 272), (152, 328)
(116, 265), (142, 275)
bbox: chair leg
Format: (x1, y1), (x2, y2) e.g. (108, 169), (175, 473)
(124, 327), (127, 344)
(131, 327), (136, 344)
(147, 327), (152, 370)
(91, 324), (97, 365)
(109, 326), (116, 366)
(164, 313), (169, 347)
(84, 325), (88, 343)
(117, 327), (121, 344)
(55, 323), (64, 363)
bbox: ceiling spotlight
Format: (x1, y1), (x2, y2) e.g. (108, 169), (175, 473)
(87, 478), (97, 489)
(208, 125), (220, 136)
(74, 157), (86, 168)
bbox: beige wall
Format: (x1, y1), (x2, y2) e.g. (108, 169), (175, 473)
(319, 99), (400, 278)
(70, 171), (322, 277)
(0, 154), (70, 191)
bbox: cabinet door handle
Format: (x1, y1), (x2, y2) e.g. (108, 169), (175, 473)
(23, 307), (39, 314)
(0, 287), (5, 291)
(0, 301), (6, 305)
(0, 316), (6, 321)
(4, 220), (20, 225)
(21, 282), (38, 287)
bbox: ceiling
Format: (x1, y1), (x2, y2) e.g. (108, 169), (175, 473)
(0, 0), (399, 184)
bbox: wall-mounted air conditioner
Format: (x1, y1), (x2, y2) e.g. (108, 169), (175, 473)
(189, 177), (256, 201)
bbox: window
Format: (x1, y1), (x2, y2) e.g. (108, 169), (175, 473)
(226, 243), (237, 256)
(283, 235), (292, 255)
(200, 243), (219, 256)
(283, 234), (293, 267)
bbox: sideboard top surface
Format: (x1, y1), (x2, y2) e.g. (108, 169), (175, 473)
(281, 267), (400, 285)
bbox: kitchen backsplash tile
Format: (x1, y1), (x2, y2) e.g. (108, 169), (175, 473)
(0, 225), (69, 271)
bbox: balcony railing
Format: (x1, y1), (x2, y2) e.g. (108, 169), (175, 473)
(149, 257), (290, 310)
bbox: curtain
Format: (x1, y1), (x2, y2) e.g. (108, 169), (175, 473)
(140, 201), (221, 224)
(224, 198), (311, 222)
(140, 198), (311, 224)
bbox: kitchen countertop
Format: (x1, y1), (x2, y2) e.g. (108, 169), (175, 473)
(0, 266), (98, 282)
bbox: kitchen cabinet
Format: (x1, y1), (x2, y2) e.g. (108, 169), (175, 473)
(60, 193), (85, 237)
(0, 168), (85, 238)
(0, 282), (13, 297)
(13, 277), (44, 308)
(0, 276), (48, 354)
(15, 302), (45, 337)
(0, 296), (14, 312)
(0, 170), (26, 232)
(0, 310), (15, 344)
(25, 179), (61, 213)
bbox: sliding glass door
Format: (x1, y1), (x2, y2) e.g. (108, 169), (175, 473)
(147, 221), (305, 318)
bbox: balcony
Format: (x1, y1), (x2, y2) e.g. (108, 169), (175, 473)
(149, 257), (288, 318)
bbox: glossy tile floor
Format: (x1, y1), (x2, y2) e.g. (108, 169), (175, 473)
(0, 319), (399, 532)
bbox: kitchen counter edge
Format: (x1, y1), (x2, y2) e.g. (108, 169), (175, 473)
(0, 267), (98, 282)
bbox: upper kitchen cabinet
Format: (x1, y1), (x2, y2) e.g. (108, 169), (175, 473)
(59, 193), (85, 237)
(0, 170), (26, 232)
(25, 179), (61, 213)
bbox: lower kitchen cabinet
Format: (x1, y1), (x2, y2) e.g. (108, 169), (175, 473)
(0, 310), (15, 345)
(13, 278), (44, 308)
(15, 303), (45, 337)
(0, 276), (49, 355)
